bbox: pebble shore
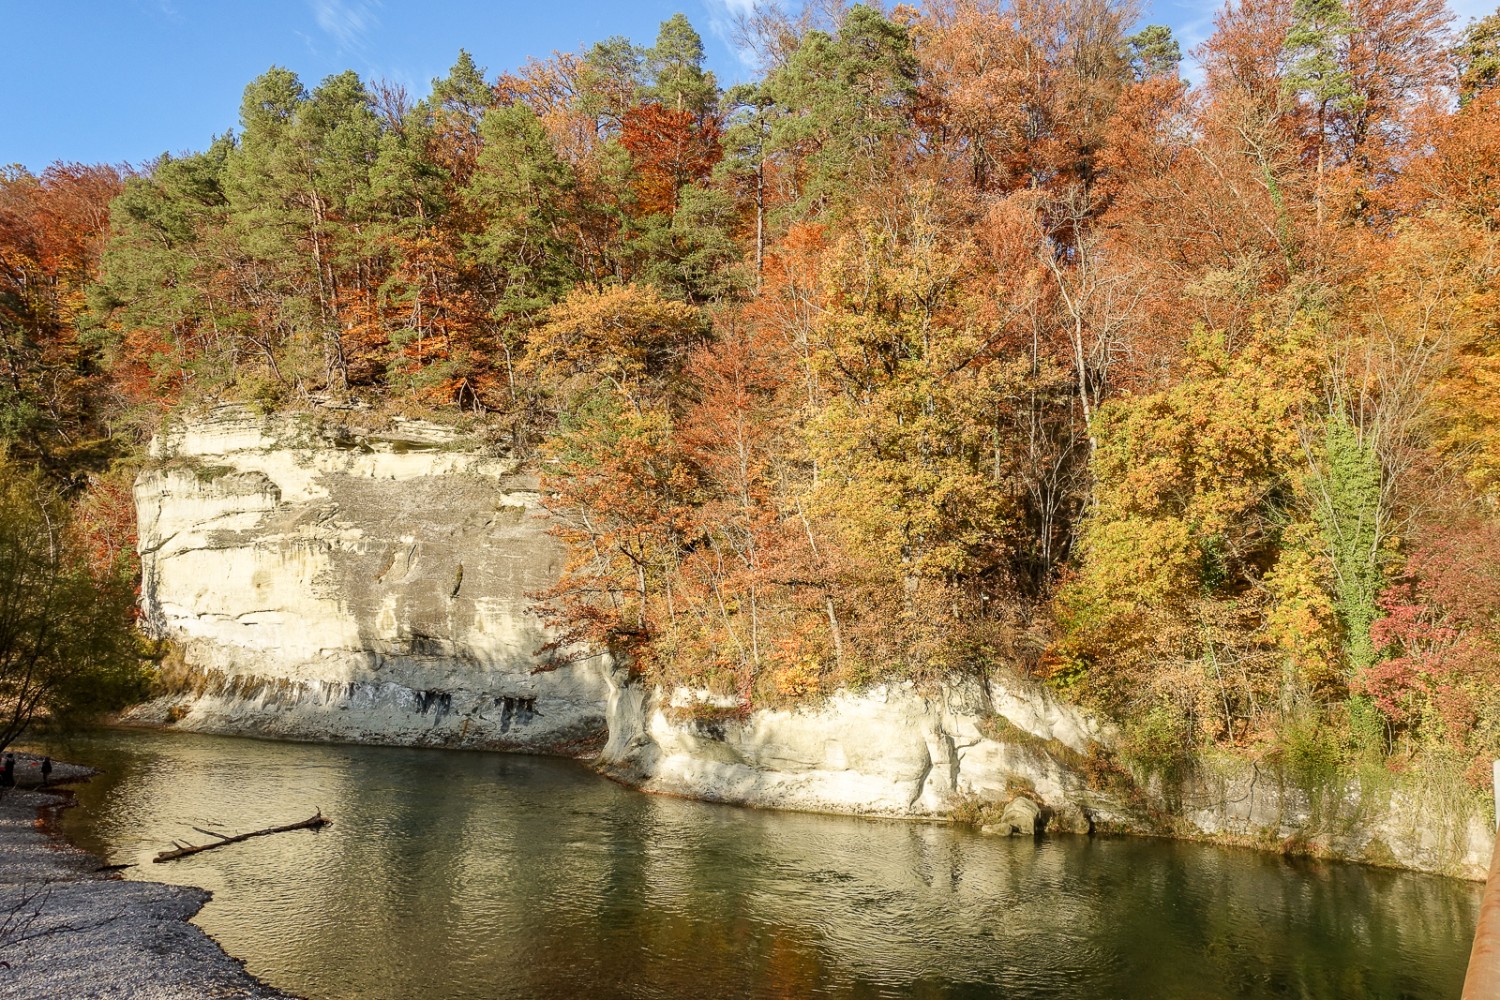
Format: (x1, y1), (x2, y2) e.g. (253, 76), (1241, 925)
(0, 753), (295, 1000)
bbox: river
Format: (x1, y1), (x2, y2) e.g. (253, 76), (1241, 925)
(32, 728), (1481, 1000)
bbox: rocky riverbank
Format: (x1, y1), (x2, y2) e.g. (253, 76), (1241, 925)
(0, 753), (293, 1000)
(129, 407), (1496, 882)
(598, 675), (1497, 880)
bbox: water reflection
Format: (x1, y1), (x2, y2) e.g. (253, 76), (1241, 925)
(35, 729), (1480, 1000)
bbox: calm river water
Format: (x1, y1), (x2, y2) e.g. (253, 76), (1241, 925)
(33, 728), (1482, 1000)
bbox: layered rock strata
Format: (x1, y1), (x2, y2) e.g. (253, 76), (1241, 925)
(131, 406), (610, 752)
(599, 675), (1496, 879)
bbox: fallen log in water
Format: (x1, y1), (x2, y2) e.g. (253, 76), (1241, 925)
(153, 810), (330, 863)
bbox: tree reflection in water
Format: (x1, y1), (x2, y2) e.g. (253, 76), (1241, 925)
(39, 729), (1480, 1000)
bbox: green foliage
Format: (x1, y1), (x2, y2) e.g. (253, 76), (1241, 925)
(429, 50), (493, 119)
(1282, 0), (1361, 118)
(628, 185), (746, 304)
(580, 36), (644, 128)
(1310, 414), (1383, 673)
(763, 5), (916, 218)
(0, 460), (148, 750)
(643, 14), (718, 117)
(1120, 701), (1195, 787)
(1126, 25), (1182, 80)
(1456, 10), (1500, 105)
(465, 102), (580, 317)
(95, 143), (231, 361)
(1278, 709), (1346, 791)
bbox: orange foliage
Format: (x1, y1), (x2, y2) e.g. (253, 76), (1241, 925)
(619, 103), (723, 215)
(73, 475), (140, 581)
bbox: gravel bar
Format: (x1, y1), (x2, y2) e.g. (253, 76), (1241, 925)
(0, 753), (297, 1000)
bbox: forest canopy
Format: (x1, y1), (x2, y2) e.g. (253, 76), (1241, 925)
(4, 1), (1500, 782)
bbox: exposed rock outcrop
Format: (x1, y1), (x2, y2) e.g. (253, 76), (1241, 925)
(130, 406), (610, 752)
(986, 796), (1042, 837)
(599, 673), (1126, 829)
(128, 407), (1496, 880)
(599, 674), (1497, 879)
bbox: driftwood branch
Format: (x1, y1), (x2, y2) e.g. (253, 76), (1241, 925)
(153, 811), (330, 863)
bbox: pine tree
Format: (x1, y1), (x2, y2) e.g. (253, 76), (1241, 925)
(644, 14), (718, 119)
(1127, 25), (1182, 80)
(764, 4), (917, 218)
(1282, 0), (1359, 224)
(1456, 10), (1500, 105)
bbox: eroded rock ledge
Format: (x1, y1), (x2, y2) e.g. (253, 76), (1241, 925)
(600, 674), (1496, 878)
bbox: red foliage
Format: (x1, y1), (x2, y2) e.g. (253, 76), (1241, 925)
(113, 328), (184, 408)
(1364, 522), (1500, 744)
(1397, 88), (1500, 227)
(618, 103), (722, 215)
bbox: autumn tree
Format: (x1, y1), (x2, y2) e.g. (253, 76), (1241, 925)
(619, 104), (723, 216)
(0, 162), (124, 472)
(1456, 10), (1500, 103)
(44, 0), (1500, 785)
(1055, 327), (1328, 741)
(0, 459), (146, 751)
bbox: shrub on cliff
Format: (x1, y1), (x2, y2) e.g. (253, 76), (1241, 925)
(0, 459), (147, 751)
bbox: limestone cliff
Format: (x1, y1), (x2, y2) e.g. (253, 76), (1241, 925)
(131, 407), (1494, 879)
(599, 675), (1114, 827)
(132, 406), (610, 751)
(599, 677), (1497, 879)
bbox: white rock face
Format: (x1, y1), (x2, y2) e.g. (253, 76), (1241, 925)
(132, 406), (611, 752)
(599, 673), (1128, 831)
(1178, 756), (1497, 878)
(601, 674), (1496, 878)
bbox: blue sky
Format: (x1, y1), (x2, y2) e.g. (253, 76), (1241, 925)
(3, 0), (1494, 173)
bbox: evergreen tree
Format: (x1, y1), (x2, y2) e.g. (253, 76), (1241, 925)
(1126, 25), (1182, 80)
(579, 36), (644, 133)
(225, 68), (382, 393)
(466, 102), (580, 317)
(424, 50), (497, 182)
(719, 83), (776, 287)
(644, 13), (718, 118)
(764, 4), (916, 218)
(1282, 0), (1359, 222)
(627, 185), (745, 304)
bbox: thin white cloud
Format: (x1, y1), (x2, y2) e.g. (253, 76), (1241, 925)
(1160, 0), (1220, 88)
(311, 0), (381, 54)
(703, 0), (766, 70)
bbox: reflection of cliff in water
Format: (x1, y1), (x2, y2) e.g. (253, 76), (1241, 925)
(45, 728), (1479, 1000)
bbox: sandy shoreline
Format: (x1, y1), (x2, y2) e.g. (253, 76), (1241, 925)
(0, 753), (296, 1000)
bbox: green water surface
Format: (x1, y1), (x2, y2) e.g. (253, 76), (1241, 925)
(34, 728), (1482, 1000)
